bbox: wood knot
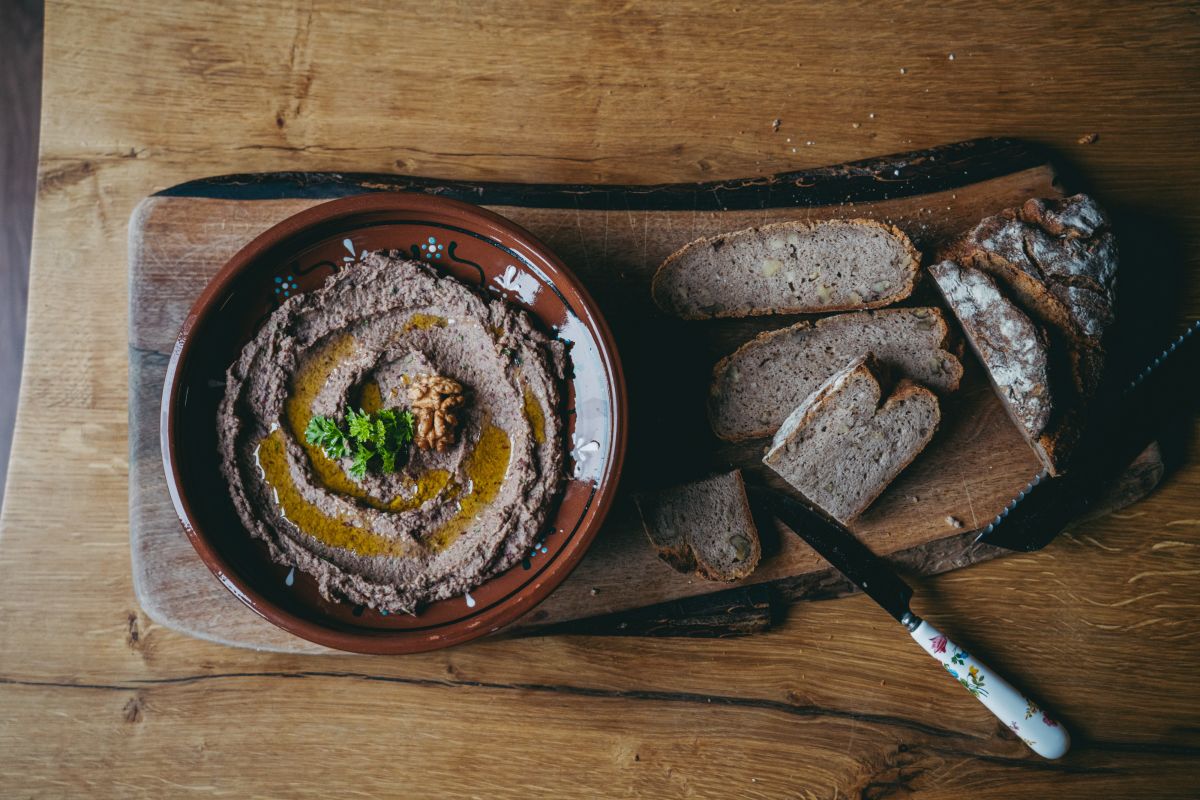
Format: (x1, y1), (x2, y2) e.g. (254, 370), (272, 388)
(126, 612), (141, 649)
(123, 694), (145, 724)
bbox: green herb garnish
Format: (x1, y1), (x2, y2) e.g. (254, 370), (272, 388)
(303, 415), (351, 459)
(305, 406), (415, 479)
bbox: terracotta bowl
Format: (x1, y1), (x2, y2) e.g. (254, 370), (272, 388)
(161, 193), (627, 653)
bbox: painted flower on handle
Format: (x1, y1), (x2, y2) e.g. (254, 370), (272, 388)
(911, 619), (1070, 759)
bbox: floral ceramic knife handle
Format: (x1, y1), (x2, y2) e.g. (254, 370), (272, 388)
(759, 487), (1073, 760)
(910, 617), (1070, 759)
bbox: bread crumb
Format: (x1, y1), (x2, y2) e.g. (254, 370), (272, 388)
(948, 53), (956, 60)
(911, 495), (920, 503)
(851, 122), (860, 129)
(899, 67), (907, 74)
(868, 112), (876, 119)
(1078, 132), (1100, 144)
(589, 587), (599, 596)
(805, 140), (814, 146)
(772, 118), (782, 132)
(946, 515), (964, 528)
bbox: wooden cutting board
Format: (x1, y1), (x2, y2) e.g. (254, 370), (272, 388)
(129, 138), (1163, 653)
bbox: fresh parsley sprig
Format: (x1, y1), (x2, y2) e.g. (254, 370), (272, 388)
(303, 415), (350, 459)
(305, 406), (415, 479)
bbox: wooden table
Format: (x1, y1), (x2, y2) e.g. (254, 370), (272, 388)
(3, 2), (1199, 796)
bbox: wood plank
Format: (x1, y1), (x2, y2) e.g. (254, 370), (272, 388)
(3, 0), (1200, 796)
(128, 154), (1160, 650)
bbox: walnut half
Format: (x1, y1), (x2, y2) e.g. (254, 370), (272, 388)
(408, 375), (466, 452)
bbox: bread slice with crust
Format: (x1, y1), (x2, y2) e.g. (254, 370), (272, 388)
(929, 259), (1066, 472)
(762, 355), (940, 524)
(634, 470), (762, 582)
(652, 218), (920, 319)
(709, 308), (962, 442)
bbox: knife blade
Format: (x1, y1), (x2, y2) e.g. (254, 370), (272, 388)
(754, 486), (1071, 759)
(752, 487), (914, 623)
(977, 319), (1200, 551)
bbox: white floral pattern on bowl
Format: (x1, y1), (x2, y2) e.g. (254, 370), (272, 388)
(493, 264), (542, 304)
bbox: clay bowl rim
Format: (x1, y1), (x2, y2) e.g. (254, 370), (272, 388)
(160, 192), (628, 654)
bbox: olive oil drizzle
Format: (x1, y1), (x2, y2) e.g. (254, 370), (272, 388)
(255, 429), (406, 557)
(426, 421), (512, 551)
(405, 313), (448, 331)
(282, 335), (366, 500)
(522, 385), (546, 444)
(358, 380), (384, 414)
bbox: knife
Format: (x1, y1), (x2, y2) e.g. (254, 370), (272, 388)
(754, 487), (1071, 759)
(977, 319), (1200, 551)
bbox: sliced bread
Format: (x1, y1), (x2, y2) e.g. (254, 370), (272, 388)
(709, 308), (962, 442)
(652, 219), (920, 319)
(930, 260), (1059, 467)
(634, 470), (762, 582)
(762, 355), (940, 524)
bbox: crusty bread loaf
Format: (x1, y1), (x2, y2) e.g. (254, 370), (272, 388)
(652, 219), (920, 319)
(939, 193), (1117, 473)
(634, 470), (762, 582)
(930, 260), (1065, 472)
(943, 194), (1116, 348)
(708, 308), (962, 442)
(762, 355), (940, 524)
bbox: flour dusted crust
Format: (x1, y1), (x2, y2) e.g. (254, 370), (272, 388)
(930, 261), (1052, 438)
(930, 260), (1071, 473)
(944, 193), (1117, 350)
(939, 193), (1117, 475)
